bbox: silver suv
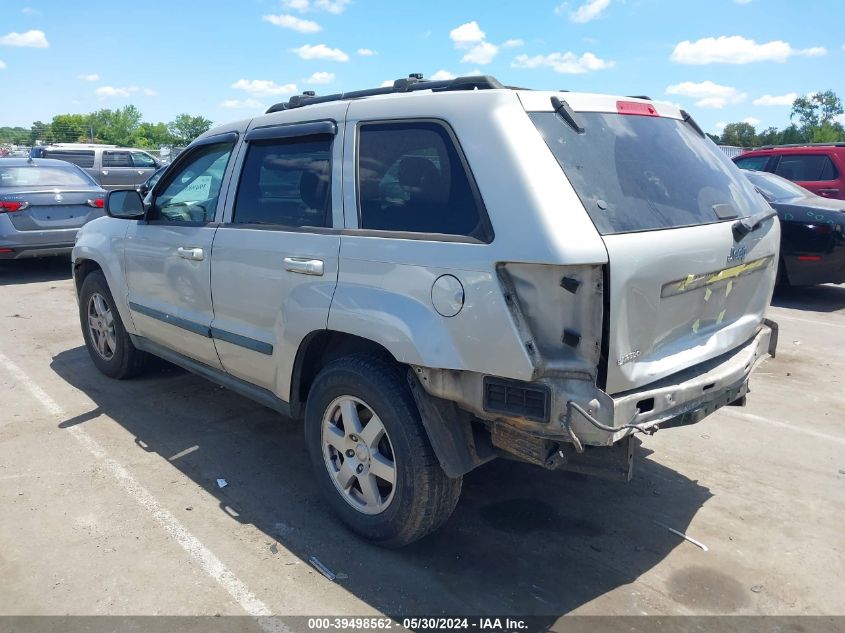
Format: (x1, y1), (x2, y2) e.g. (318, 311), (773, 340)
(31, 143), (161, 191)
(72, 75), (779, 547)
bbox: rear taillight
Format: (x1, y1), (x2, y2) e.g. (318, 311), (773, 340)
(0, 201), (29, 213)
(798, 255), (822, 262)
(616, 100), (659, 117)
(86, 198), (105, 209)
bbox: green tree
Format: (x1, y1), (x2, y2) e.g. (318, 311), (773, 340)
(167, 114), (213, 146)
(131, 122), (173, 148)
(29, 120), (53, 145)
(706, 132), (721, 144)
(89, 105), (143, 145)
(756, 127), (780, 146)
(50, 114), (89, 143)
(779, 124), (805, 144)
(791, 90), (843, 138)
(720, 122), (757, 148)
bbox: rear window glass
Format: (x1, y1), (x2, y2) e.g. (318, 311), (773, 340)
(0, 166), (94, 187)
(44, 149), (95, 169)
(531, 112), (765, 235)
(744, 172), (809, 201)
(774, 154), (838, 181)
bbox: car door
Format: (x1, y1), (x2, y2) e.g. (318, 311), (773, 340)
(209, 112), (345, 400)
(773, 153), (841, 199)
(124, 132), (239, 368)
(100, 150), (137, 191)
(131, 151), (160, 188)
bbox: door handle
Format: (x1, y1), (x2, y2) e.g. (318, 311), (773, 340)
(137, 170), (145, 175)
(177, 246), (205, 261)
(101, 170), (109, 175)
(817, 188), (839, 194)
(284, 257), (324, 276)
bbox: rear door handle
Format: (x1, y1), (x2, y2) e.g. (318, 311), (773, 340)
(817, 188), (839, 194)
(177, 246), (205, 261)
(284, 257), (324, 276)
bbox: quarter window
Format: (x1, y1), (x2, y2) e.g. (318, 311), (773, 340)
(734, 156), (770, 171)
(774, 154), (838, 181)
(357, 121), (490, 240)
(45, 150), (95, 169)
(233, 136), (332, 228)
(149, 141), (234, 223)
(102, 151), (132, 168)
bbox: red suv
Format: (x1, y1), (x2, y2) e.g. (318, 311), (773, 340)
(733, 143), (845, 200)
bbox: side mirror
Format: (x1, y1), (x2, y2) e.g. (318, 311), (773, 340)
(106, 189), (146, 219)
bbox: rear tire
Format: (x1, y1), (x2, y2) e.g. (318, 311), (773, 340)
(79, 271), (149, 379)
(305, 354), (462, 547)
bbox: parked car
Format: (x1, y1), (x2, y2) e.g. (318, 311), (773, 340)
(30, 143), (161, 191)
(742, 170), (845, 286)
(72, 75), (779, 546)
(0, 158), (106, 259)
(733, 143), (845, 201)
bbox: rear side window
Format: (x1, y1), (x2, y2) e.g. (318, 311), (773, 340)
(774, 154), (838, 181)
(531, 112), (765, 235)
(357, 121), (490, 241)
(233, 136), (332, 228)
(131, 151), (157, 168)
(44, 150), (95, 169)
(102, 151), (131, 167)
(734, 155), (770, 171)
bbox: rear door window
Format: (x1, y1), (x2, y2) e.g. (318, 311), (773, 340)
(774, 154), (838, 181)
(102, 151), (132, 168)
(356, 121), (491, 241)
(233, 136), (332, 228)
(531, 112), (765, 235)
(734, 155), (770, 171)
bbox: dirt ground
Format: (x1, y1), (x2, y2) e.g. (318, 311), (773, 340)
(1, 258), (843, 625)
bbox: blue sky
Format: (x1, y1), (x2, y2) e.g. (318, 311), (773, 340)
(1, 0), (843, 134)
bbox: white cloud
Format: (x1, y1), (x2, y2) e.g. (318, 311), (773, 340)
(569, 0), (611, 23)
(502, 39), (524, 49)
(232, 79), (298, 96)
(671, 35), (827, 65)
(743, 117), (761, 126)
(665, 80), (747, 109)
(450, 21), (485, 46)
(21, 7), (40, 14)
(734, 0), (752, 4)
(715, 122), (727, 131)
(283, 0), (351, 13)
(96, 86), (131, 98)
(291, 43), (349, 62)
(304, 71), (334, 84)
(78, 73), (99, 82)
(0, 60), (6, 70)
(0, 29), (49, 48)
(262, 14), (321, 33)
(430, 69), (457, 81)
(462, 41), (499, 65)
(357, 48), (376, 56)
(142, 88), (158, 96)
(380, 80), (394, 88)
(512, 51), (614, 74)
(753, 92), (798, 106)
(221, 98), (265, 110)
(835, 113), (845, 125)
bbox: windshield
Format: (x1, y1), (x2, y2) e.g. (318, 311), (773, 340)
(0, 165), (95, 188)
(531, 112), (766, 235)
(745, 171), (810, 201)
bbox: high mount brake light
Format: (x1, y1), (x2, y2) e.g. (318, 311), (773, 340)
(616, 100), (659, 117)
(0, 201), (29, 213)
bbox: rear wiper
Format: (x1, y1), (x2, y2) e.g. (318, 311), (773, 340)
(551, 97), (584, 134)
(733, 207), (778, 241)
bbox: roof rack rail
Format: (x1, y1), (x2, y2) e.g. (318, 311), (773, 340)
(758, 142), (845, 149)
(266, 73), (506, 113)
(626, 95), (652, 100)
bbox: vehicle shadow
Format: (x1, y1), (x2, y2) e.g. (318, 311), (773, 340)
(50, 346), (712, 620)
(772, 283), (845, 313)
(0, 257), (72, 286)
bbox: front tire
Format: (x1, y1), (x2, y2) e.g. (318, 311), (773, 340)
(79, 271), (149, 379)
(305, 354), (462, 547)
